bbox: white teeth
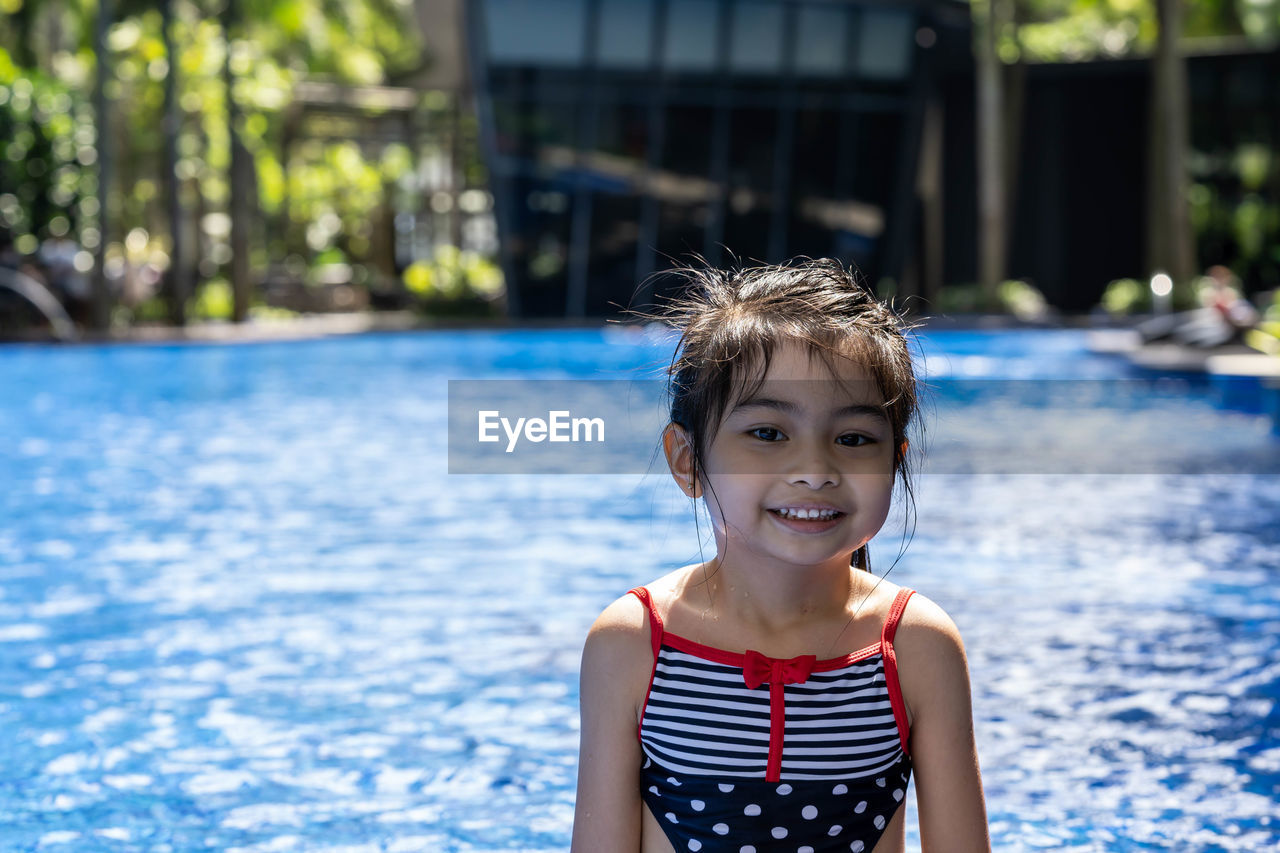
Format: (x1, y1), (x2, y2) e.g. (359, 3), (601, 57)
(776, 508), (838, 520)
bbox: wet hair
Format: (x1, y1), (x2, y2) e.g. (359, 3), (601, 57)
(636, 256), (925, 575)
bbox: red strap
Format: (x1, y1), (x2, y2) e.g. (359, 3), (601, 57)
(882, 587), (915, 646)
(881, 587), (915, 756)
(627, 587), (663, 747)
(740, 650), (817, 783)
(627, 587), (663, 663)
(766, 681), (786, 782)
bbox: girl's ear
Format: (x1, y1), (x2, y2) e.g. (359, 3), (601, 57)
(663, 422), (700, 498)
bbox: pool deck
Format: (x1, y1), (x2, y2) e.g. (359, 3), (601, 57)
(10, 310), (1280, 384)
(45, 310), (611, 345)
(1085, 328), (1280, 382)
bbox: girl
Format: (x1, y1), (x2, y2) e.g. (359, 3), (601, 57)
(572, 259), (990, 852)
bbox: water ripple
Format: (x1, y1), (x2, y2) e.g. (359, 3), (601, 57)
(0, 330), (1275, 851)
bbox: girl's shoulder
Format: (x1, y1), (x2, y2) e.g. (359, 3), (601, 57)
(581, 567), (691, 665)
(893, 587), (965, 647)
(584, 563), (705, 650)
(890, 589), (972, 721)
(580, 591), (658, 716)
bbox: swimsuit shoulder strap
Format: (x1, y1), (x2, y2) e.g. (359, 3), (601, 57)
(880, 586), (916, 756)
(626, 586), (664, 662)
(882, 586), (916, 646)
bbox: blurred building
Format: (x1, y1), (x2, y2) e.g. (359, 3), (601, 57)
(461, 1), (1280, 319)
(464, 0), (971, 318)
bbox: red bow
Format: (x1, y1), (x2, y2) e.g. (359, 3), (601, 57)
(742, 649), (817, 690)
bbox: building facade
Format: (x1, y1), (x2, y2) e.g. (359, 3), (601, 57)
(465, 0), (971, 318)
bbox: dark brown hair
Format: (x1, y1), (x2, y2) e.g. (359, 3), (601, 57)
(636, 256), (925, 573)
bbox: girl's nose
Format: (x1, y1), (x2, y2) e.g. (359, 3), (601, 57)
(785, 443), (841, 488)
(787, 469), (839, 489)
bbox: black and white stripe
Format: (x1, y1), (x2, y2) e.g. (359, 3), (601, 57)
(640, 646), (905, 781)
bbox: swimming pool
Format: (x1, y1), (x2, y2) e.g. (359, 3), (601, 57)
(0, 328), (1276, 851)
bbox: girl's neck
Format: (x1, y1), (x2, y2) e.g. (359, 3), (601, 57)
(695, 553), (861, 637)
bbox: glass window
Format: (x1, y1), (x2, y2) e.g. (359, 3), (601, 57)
(855, 7), (915, 80)
(663, 0), (720, 72)
(508, 174), (575, 315)
(729, 1), (783, 74)
(585, 191), (644, 313)
(656, 104), (716, 264)
(723, 107), (779, 259)
(794, 5), (846, 77)
(485, 0), (586, 66)
(849, 110), (902, 205)
(598, 0), (654, 69)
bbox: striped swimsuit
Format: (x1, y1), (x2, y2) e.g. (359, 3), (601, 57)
(628, 585), (915, 852)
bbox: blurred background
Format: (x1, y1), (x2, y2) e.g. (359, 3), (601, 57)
(2, 4), (1280, 851)
(0, 0), (1278, 338)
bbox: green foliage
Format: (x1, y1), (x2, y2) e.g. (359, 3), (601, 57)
(1189, 141), (1280, 289)
(999, 278), (1050, 319)
(0, 0), (486, 319)
(403, 245), (505, 316)
(1099, 275), (1218, 315)
(191, 278), (234, 320)
(0, 49), (94, 248)
(1000, 0), (1279, 64)
(999, 0), (1152, 64)
(934, 279), (1051, 318)
(1243, 290), (1280, 355)
(1100, 278), (1149, 314)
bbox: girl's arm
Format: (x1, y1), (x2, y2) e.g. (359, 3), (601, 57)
(895, 593), (992, 853)
(570, 594), (652, 853)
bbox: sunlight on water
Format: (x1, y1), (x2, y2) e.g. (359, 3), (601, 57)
(0, 329), (1276, 851)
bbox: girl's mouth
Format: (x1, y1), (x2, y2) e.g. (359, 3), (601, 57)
(768, 508), (845, 533)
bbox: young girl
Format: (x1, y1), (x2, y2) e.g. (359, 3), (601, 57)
(571, 259), (990, 852)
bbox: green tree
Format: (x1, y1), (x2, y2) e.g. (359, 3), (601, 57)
(1, 0), (432, 327)
(974, 0), (1280, 300)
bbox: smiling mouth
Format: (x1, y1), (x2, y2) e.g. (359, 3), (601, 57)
(769, 508), (845, 521)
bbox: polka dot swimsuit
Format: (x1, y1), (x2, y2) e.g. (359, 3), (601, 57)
(629, 586), (915, 852)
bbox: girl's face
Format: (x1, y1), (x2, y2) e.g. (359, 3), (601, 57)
(697, 341), (897, 573)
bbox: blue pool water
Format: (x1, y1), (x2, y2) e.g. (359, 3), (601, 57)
(0, 328), (1277, 851)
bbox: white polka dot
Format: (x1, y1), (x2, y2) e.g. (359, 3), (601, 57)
(688, 841), (701, 852)
(828, 825), (843, 836)
(893, 788), (904, 802)
(875, 777), (886, 787)
(740, 848), (756, 853)
(854, 800), (867, 814)
(665, 812), (678, 823)
(832, 783), (848, 795)
(799, 847), (815, 853)
(874, 815), (886, 830)
(776, 783), (792, 795)
(713, 823), (730, 835)
(771, 826), (788, 839)
(648, 786), (660, 796)
(668, 776), (682, 786)
(744, 803), (761, 816)
(850, 842), (865, 852)
(801, 805), (818, 820)
(719, 783), (735, 793)
(691, 799), (705, 812)
(900, 772), (908, 782)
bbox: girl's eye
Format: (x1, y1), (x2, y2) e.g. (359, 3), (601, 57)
(748, 427), (783, 442)
(747, 428), (875, 447)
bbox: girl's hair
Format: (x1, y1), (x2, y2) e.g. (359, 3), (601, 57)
(637, 256), (925, 574)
